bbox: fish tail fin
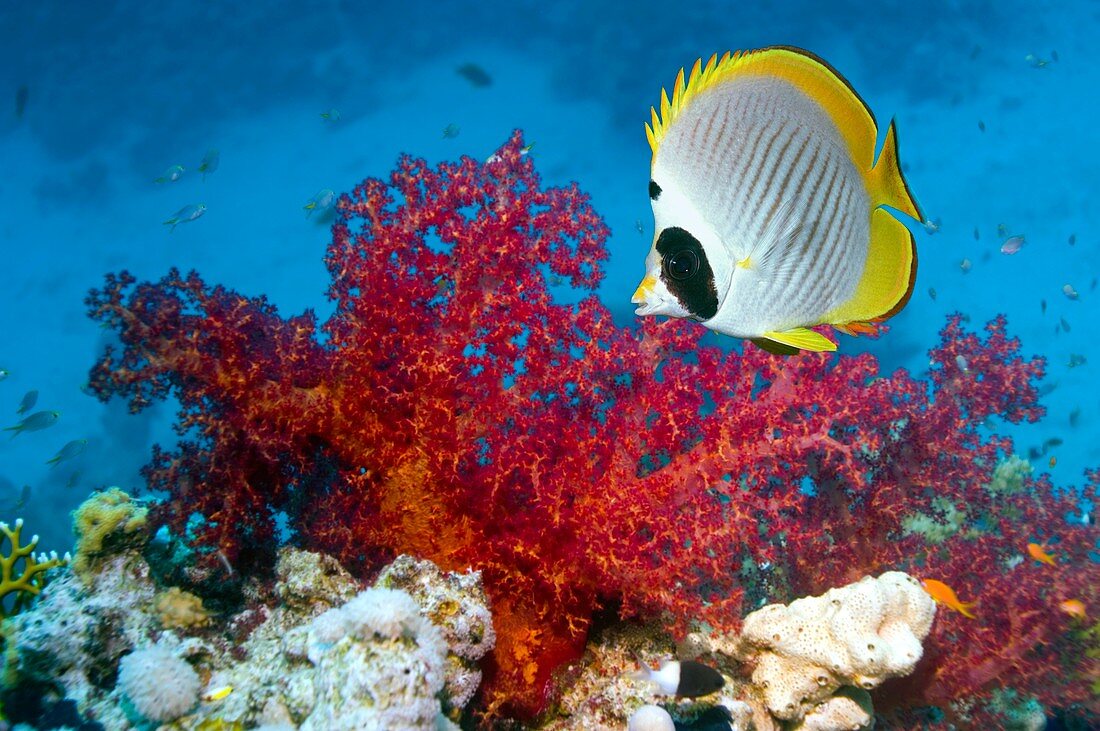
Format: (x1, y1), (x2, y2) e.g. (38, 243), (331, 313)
(4, 425), (21, 438)
(868, 119), (921, 221)
(959, 601), (978, 619)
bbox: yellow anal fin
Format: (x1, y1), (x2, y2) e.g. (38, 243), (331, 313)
(823, 207), (916, 329)
(760, 327), (837, 353)
(868, 120), (921, 220)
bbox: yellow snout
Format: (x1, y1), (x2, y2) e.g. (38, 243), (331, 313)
(632, 275), (657, 304)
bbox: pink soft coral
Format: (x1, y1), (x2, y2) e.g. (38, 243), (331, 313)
(87, 133), (1097, 724)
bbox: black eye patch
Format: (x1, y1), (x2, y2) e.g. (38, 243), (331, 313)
(655, 227), (718, 320)
(649, 180), (662, 200)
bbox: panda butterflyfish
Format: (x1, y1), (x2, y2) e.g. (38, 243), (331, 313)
(632, 47), (922, 354)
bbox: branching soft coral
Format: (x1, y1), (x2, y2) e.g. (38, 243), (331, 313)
(86, 132), (1097, 724)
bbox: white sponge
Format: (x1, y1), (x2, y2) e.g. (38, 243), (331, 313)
(117, 645), (200, 722)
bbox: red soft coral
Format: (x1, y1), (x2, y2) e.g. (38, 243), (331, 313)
(87, 133), (1097, 725)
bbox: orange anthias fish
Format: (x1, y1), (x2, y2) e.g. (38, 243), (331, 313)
(1027, 542), (1057, 566)
(920, 578), (976, 618)
(1060, 599), (1087, 620)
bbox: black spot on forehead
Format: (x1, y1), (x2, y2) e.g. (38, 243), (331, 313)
(656, 227), (718, 320)
(649, 180), (662, 200)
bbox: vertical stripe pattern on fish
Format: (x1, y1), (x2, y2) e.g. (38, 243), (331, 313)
(632, 47), (922, 353)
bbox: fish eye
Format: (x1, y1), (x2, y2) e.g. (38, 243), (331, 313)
(665, 249), (699, 281)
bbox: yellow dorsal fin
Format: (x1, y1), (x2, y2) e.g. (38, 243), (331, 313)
(645, 46), (921, 221)
(823, 207), (917, 328)
(761, 327), (837, 353)
(646, 47), (871, 160)
(646, 50), (740, 154)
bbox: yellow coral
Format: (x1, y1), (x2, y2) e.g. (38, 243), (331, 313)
(155, 587), (212, 629)
(0, 518), (70, 617)
(71, 487), (149, 582)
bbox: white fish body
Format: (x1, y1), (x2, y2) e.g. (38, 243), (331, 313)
(633, 48), (921, 354)
(632, 655), (680, 695)
(163, 203), (207, 232)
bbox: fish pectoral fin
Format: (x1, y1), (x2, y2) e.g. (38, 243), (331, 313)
(750, 337), (800, 356)
(738, 199), (803, 280)
(760, 327), (837, 353)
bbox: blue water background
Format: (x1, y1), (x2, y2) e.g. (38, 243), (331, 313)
(1, 1), (1096, 554)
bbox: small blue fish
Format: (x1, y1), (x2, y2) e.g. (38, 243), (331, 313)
(155, 164), (185, 183)
(47, 439), (88, 467)
(456, 63), (492, 88)
(442, 123), (460, 139)
(0, 369), (8, 381)
(303, 189), (335, 218)
(16, 390), (37, 415)
(320, 108), (341, 122)
(164, 203), (207, 232)
(15, 86), (29, 119)
(198, 149), (220, 180)
(1025, 53), (1050, 69)
(4, 410), (60, 437)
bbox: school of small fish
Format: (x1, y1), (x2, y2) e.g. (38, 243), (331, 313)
(0, 367), (92, 501)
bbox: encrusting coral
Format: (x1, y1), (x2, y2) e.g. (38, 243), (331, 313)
(375, 555), (496, 713)
(70, 486), (148, 583)
(155, 586), (213, 629)
(199, 550), (494, 730)
(553, 572), (934, 731)
(3, 488), (496, 729)
(791, 686), (874, 731)
(736, 572), (935, 722)
(85, 132), (1100, 724)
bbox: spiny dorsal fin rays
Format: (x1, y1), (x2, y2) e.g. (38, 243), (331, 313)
(646, 48), (892, 201)
(647, 50), (746, 155)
